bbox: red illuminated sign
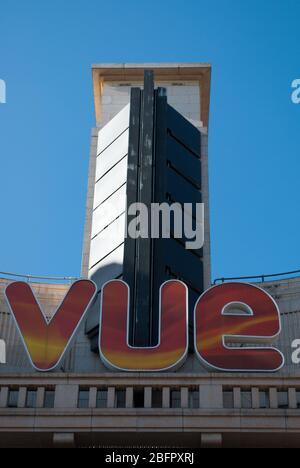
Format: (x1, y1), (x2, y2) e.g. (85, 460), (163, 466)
(194, 282), (284, 372)
(5, 280), (96, 372)
(5, 280), (284, 373)
(100, 280), (188, 372)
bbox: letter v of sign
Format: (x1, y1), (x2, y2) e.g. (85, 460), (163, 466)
(5, 280), (96, 372)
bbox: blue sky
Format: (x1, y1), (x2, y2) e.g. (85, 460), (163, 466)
(0, 0), (299, 282)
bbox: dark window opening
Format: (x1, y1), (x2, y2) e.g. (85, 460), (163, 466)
(259, 390), (270, 409)
(171, 389), (181, 409)
(96, 389), (108, 409)
(278, 391), (289, 409)
(115, 389), (126, 408)
(78, 389), (90, 409)
(223, 390), (234, 409)
(8, 389), (19, 408)
(26, 389), (37, 408)
(133, 389), (144, 408)
(296, 391), (300, 409)
(241, 390), (252, 409)
(189, 389), (200, 409)
(152, 389), (163, 408)
(44, 390), (55, 409)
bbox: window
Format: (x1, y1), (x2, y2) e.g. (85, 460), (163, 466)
(171, 389), (181, 409)
(223, 390), (234, 409)
(78, 389), (90, 409)
(189, 389), (200, 409)
(8, 389), (19, 408)
(115, 389), (126, 408)
(44, 390), (55, 409)
(241, 390), (252, 409)
(152, 389), (163, 408)
(96, 389), (108, 409)
(133, 389), (144, 408)
(278, 391), (289, 409)
(296, 391), (300, 409)
(259, 390), (270, 409)
(26, 389), (37, 408)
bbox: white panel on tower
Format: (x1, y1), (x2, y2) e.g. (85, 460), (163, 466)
(88, 104), (130, 280)
(96, 129), (129, 181)
(93, 156), (128, 209)
(97, 104), (130, 155)
(91, 184), (127, 239)
(89, 213), (126, 269)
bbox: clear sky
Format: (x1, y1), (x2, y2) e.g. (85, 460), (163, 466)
(0, 0), (299, 282)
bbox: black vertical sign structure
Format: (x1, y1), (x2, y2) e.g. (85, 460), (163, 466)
(87, 70), (204, 353)
(123, 87), (141, 345)
(124, 71), (204, 349)
(124, 71), (155, 346)
(134, 71), (155, 346)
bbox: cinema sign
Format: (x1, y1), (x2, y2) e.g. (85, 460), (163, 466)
(4, 280), (284, 373)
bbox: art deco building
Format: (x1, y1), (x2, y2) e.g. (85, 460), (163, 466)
(0, 64), (300, 448)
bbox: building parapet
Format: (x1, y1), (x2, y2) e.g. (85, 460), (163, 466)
(1, 373), (300, 447)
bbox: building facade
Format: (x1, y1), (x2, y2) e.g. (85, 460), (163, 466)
(1, 64), (300, 448)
